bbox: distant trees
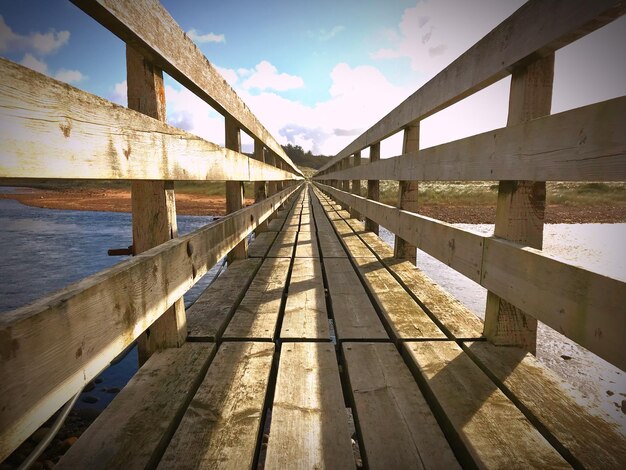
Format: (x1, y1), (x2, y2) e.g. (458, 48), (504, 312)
(281, 144), (329, 169)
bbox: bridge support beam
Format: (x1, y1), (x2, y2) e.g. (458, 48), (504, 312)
(127, 45), (186, 365)
(483, 54), (554, 354)
(350, 151), (361, 219)
(395, 123), (419, 263)
(225, 116), (248, 263)
(365, 143), (380, 234)
(253, 140), (268, 234)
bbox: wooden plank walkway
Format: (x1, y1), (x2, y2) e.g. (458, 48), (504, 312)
(58, 183), (626, 469)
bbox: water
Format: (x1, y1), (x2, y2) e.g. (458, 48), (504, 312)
(0, 195), (222, 409)
(378, 223), (626, 429)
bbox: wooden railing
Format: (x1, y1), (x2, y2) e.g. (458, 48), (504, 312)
(314, 0), (626, 369)
(0, 0), (302, 460)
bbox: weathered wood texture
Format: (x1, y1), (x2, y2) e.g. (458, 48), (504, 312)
(225, 117), (248, 262)
(316, 183), (626, 369)
(350, 151), (361, 219)
(343, 343), (459, 469)
(395, 124), (419, 262)
(464, 341), (626, 469)
(281, 259), (329, 340)
(0, 59), (297, 182)
(0, 184), (298, 461)
(126, 46), (186, 365)
(158, 342), (274, 470)
(267, 231), (298, 258)
(265, 342), (354, 469)
(365, 142), (380, 234)
(316, 0), (625, 172)
(186, 258), (262, 341)
(324, 259), (387, 341)
(314, 97), (626, 182)
(70, 0), (302, 176)
(403, 341), (569, 468)
(294, 230), (319, 258)
(222, 258), (290, 341)
(57, 343), (215, 469)
(483, 54), (553, 353)
(248, 231), (278, 258)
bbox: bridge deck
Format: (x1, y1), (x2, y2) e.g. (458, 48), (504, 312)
(57, 184), (626, 469)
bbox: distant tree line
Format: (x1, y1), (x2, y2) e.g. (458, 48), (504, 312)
(281, 144), (330, 170)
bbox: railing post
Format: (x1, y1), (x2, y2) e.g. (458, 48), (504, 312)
(225, 115), (247, 262)
(350, 151), (361, 219)
(394, 123), (419, 262)
(253, 140), (268, 234)
(126, 45), (186, 365)
(340, 158), (350, 210)
(483, 54), (554, 354)
(365, 142), (380, 234)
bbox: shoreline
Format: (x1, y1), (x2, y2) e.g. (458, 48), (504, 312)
(1, 187), (624, 223)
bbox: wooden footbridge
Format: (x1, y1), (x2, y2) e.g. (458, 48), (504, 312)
(1, 0), (626, 468)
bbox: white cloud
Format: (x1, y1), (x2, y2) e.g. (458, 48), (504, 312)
(215, 65), (238, 87)
(371, 0), (524, 77)
(110, 80), (127, 106)
(242, 61), (304, 92)
(54, 68), (84, 84)
(0, 15), (69, 55)
(309, 25), (345, 41)
(187, 28), (225, 44)
(20, 53), (47, 74)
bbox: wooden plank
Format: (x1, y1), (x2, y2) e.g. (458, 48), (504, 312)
(0, 58), (297, 182)
(351, 256), (446, 341)
(324, 258), (387, 341)
(403, 341), (569, 468)
(70, 0), (302, 176)
(294, 230), (319, 258)
(267, 218), (285, 231)
(314, 97), (626, 183)
(281, 259), (329, 340)
(464, 341), (626, 469)
(267, 231), (297, 258)
(126, 46), (186, 364)
(481, 238), (626, 370)
(316, 232), (347, 258)
(57, 343), (215, 469)
(265, 342), (354, 469)
(384, 259), (484, 340)
(222, 258), (290, 341)
(158, 342), (274, 470)
(316, 0), (625, 172)
(484, 54), (554, 353)
(0, 185), (298, 461)
(342, 342), (459, 469)
(248, 231), (278, 258)
(395, 124), (419, 262)
(186, 258), (262, 341)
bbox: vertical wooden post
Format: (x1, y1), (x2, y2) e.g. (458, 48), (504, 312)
(350, 151), (361, 219)
(340, 158), (350, 210)
(225, 116), (247, 263)
(266, 152), (279, 221)
(126, 46), (186, 365)
(365, 142), (380, 234)
(394, 123), (419, 262)
(253, 140), (268, 234)
(483, 54), (554, 354)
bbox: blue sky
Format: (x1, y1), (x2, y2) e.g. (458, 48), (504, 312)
(1, 0), (625, 156)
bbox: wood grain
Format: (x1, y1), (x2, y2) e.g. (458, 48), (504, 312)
(248, 231), (278, 258)
(281, 259), (329, 340)
(343, 342), (459, 469)
(222, 258), (290, 341)
(403, 341), (569, 468)
(265, 342), (354, 469)
(158, 342), (274, 470)
(186, 258), (262, 341)
(57, 343), (215, 469)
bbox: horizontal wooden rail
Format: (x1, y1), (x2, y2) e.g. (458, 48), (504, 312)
(315, 97), (626, 182)
(316, 0), (625, 173)
(316, 183), (626, 371)
(70, 0), (302, 177)
(0, 183), (301, 461)
(0, 59), (298, 182)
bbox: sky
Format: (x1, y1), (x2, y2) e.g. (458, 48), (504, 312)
(0, 0), (625, 157)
